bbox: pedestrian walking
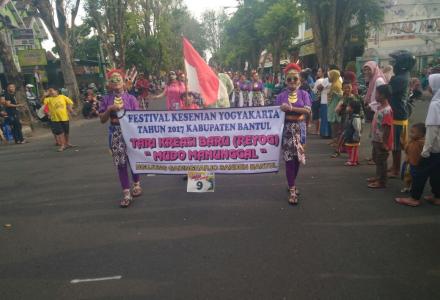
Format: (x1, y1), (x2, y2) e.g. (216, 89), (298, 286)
(150, 71), (186, 111)
(43, 86), (76, 152)
(99, 69), (142, 208)
(276, 63), (312, 205)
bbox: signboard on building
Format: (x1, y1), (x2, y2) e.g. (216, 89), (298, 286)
(384, 18), (440, 40)
(299, 42), (316, 57)
(12, 29), (35, 46)
(304, 29), (313, 41)
(17, 49), (47, 67)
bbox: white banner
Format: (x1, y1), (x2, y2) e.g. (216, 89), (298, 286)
(119, 107), (285, 175)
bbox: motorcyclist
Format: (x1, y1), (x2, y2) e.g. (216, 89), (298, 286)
(25, 84), (41, 115)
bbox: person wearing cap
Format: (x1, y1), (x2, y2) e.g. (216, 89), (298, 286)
(276, 63), (312, 205)
(388, 50), (416, 178)
(150, 71), (186, 110)
(43, 86), (75, 152)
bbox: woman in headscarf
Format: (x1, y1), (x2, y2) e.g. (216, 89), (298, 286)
(363, 61), (387, 113)
(396, 74), (440, 207)
(150, 71), (186, 110)
(327, 69), (343, 145)
(276, 63), (312, 205)
(99, 69), (142, 208)
(382, 65), (394, 83)
(343, 71), (359, 95)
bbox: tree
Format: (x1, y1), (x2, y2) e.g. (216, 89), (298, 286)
(32, 0), (81, 103)
(217, 0), (267, 71)
(0, 31), (24, 90)
(302, 0), (383, 68)
(256, 0), (302, 75)
(0, 30), (32, 121)
(84, 0), (129, 68)
(201, 10), (228, 61)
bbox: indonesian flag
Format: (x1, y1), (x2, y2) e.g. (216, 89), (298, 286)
(182, 37), (229, 108)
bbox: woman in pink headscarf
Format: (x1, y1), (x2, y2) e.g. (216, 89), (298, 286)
(363, 61), (387, 113)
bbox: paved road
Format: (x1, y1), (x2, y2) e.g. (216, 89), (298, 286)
(1, 99), (439, 300)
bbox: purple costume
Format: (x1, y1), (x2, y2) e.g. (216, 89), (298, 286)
(249, 80), (265, 106)
(276, 89), (311, 188)
(99, 92), (141, 190)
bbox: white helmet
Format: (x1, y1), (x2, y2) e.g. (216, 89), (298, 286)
(26, 84), (34, 88)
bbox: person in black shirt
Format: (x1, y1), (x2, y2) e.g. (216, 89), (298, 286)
(388, 51), (416, 178)
(3, 83), (26, 144)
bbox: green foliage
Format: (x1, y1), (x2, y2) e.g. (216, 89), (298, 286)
(83, 0), (207, 73)
(216, 0), (302, 71)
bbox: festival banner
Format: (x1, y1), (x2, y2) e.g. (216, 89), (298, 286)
(119, 106), (285, 175)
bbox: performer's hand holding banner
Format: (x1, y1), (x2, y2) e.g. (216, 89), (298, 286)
(119, 107), (285, 175)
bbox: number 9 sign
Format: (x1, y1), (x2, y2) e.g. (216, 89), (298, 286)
(187, 171), (215, 193)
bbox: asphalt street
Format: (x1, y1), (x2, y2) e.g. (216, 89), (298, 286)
(1, 98), (439, 300)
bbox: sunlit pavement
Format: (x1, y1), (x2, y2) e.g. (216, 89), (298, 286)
(1, 99), (439, 300)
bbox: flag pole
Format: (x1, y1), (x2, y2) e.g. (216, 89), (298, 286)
(182, 36), (190, 106)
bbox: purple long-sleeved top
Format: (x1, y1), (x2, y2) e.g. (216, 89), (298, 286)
(276, 88), (311, 116)
(250, 80), (264, 92)
(239, 81), (250, 92)
(99, 92), (139, 124)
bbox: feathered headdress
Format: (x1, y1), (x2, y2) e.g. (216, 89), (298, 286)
(284, 63), (302, 75)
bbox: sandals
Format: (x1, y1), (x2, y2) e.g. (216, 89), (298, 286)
(131, 182), (143, 197)
(366, 177), (378, 183)
(120, 191), (133, 208)
(331, 151), (340, 158)
(395, 197), (421, 207)
(345, 162), (356, 166)
(288, 187), (299, 206)
(368, 181), (386, 189)
(425, 196), (440, 206)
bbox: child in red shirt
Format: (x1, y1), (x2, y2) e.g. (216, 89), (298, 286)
(368, 84), (394, 188)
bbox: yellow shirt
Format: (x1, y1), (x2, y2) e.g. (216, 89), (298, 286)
(44, 95), (73, 122)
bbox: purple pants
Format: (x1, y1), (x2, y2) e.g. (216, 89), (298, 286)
(286, 159), (300, 188)
(118, 164), (140, 190)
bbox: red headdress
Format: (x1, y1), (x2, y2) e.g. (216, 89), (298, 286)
(106, 69), (125, 80)
(284, 63), (302, 75)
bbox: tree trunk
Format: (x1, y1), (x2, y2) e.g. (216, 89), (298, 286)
(0, 31), (33, 122)
(272, 48), (280, 78)
(34, 0), (81, 105)
(57, 38), (81, 104)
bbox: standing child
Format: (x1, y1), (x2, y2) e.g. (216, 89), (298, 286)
(367, 84), (394, 189)
(343, 100), (362, 166)
(180, 92), (201, 110)
(400, 123), (426, 192)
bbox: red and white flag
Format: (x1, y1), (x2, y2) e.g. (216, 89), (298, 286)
(182, 37), (229, 107)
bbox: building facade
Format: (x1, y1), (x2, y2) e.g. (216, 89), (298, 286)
(0, 1), (48, 90)
(365, 0), (440, 71)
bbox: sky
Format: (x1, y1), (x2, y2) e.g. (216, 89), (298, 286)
(42, 0), (238, 52)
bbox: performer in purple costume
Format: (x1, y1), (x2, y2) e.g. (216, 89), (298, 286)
(276, 63), (312, 205)
(99, 69), (142, 208)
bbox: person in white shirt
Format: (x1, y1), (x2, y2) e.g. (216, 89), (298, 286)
(395, 73), (440, 207)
